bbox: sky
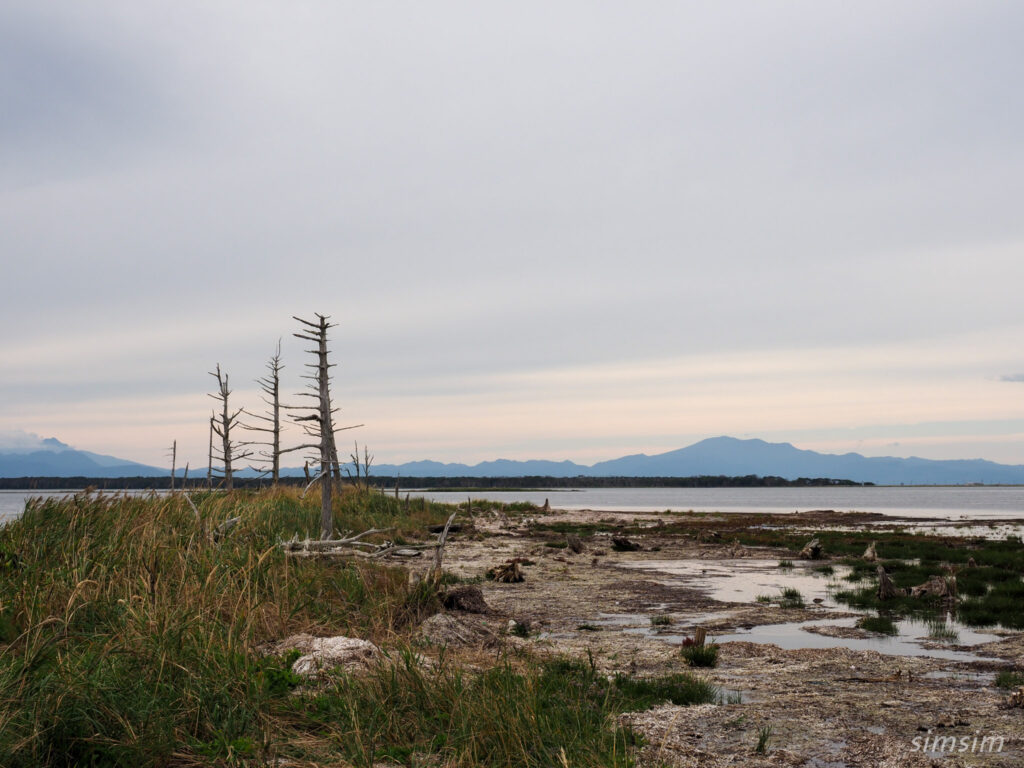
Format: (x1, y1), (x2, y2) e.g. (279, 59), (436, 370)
(3, 1), (1024, 470)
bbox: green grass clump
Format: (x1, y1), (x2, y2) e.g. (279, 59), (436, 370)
(755, 724), (773, 754)
(857, 615), (899, 636)
(650, 614), (672, 626)
(995, 670), (1024, 689)
(777, 559), (794, 569)
(779, 587), (804, 608)
(926, 619), (958, 642)
(283, 654), (715, 766)
(680, 643), (719, 668)
(812, 564), (835, 575)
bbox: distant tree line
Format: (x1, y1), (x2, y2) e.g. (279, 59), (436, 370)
(368, 475), (872, 489)
(1, 474), (871, 491)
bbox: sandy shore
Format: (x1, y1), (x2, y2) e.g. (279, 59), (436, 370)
(425, 507), (1024, 767)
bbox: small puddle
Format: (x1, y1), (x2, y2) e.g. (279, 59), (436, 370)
(716, 617), (999, 662)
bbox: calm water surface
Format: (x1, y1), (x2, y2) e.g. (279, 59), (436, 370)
(415, 486), (1024, 520)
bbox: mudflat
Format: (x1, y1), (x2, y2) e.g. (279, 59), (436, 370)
(430, 506), (1024, 767)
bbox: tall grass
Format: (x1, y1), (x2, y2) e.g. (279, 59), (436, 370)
(0, 487), (445, 766)
(279, 655), (717, 767)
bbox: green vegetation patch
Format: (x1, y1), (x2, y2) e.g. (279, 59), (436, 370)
(680, 643), (719, 668)
(283, 654), (717, 767)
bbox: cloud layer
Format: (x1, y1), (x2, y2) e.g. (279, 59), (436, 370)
(2, 2), (1023, 467)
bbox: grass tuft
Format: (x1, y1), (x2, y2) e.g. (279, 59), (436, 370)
(680, 643), (719, 668)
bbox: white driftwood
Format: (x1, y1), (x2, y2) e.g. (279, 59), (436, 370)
(282, 527), (395, 553)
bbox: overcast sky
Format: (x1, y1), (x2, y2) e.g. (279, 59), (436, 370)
(3, 1), (1024, 469)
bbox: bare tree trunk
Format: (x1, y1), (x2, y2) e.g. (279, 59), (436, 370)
(316, 318), (333, 537)
(168, 440), (176, 492)
(292, 314), (339, 539)
(207, 414), (214, 489)
(219, 370), (233, 490)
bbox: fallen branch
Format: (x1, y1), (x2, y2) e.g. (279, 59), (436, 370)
(282, 527), (395, 553)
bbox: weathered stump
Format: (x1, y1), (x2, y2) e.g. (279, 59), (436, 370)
(876, 566), (906, 600)
(799, 537), (823, 560)
(443, 585), (490, 614)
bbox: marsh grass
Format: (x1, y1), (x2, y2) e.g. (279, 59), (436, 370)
(0, 487), (446, 766)
(857, 615), (899, 636)
(995, 670), (1024, 689)
(926, 618), (958, 642)
(280, 654), (717, 767)
(0, 489), (719, 766)
(680, 643), (719, 668)
(779, 587), (804, 609)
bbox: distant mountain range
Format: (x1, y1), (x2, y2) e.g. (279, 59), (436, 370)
(0, 437), (166, 478)
(3, 435), (1024, 485)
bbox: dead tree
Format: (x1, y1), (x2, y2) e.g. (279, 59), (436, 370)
(346, 441), (374, 488)
(167, 440), (177, 491)
(283, 314), (360, 539)
(206, 414), (215, 489)
(243, 341), (285, 483)
(208, 364), (252, 491)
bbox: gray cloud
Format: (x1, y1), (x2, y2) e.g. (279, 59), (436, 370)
(3, 1), (1024, 465)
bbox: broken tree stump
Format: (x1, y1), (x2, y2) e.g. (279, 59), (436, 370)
(442, 585), (490, 614)
(799, 537), (823, 560)
(876, 566), (906, 600)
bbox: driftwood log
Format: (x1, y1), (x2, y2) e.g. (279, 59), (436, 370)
(909, 575), (956, 598)
(611, 537), (641, 552)
(282, 511), (462, 565)
(487, 560), (524, 583)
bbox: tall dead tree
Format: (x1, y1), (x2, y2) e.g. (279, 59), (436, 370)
(167, 440), (177, 491)
(209, 364), (252, 491)
(282, 314), (362, 538)
(243, 341), (285, 483)
(287, 315), (340, 538)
